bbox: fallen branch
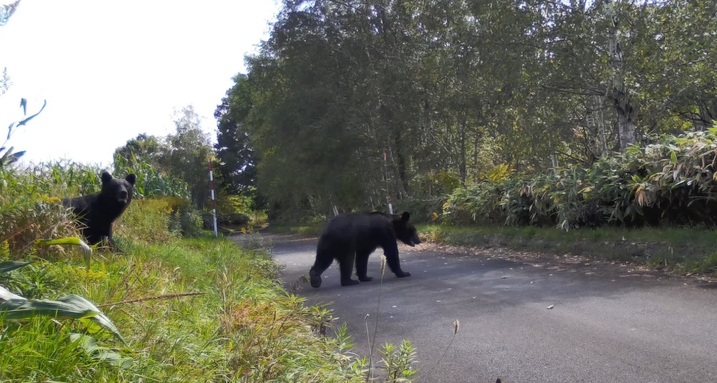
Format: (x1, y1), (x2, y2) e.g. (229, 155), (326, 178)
(99, 292), (204, 307)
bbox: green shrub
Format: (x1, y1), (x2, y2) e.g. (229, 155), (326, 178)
(442, 182), (507, 225)
(0, 168), (78, 256)
(394, 198), (444, 224)
(443, 127), (717, 230)
(114, 153), (190, 199)
(114, 198), (176, 244)
(26, 161), (103, 196)
(171, 204), (204, 237)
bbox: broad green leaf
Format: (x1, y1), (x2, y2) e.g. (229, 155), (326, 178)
(36, 237), (92, 268)
(0, 260), (31, 274)
(0, 294), (125, 344)
(69, 333), (133, 368)
(0, 286), (26, 301)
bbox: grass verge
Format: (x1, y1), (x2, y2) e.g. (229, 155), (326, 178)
(1, 235), (366, 382)
(420, 224), (717, 276)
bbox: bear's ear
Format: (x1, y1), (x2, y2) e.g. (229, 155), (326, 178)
(401, 212), (410, 222)
(125, 174), (136, 186)
(100, 171), (113, 184)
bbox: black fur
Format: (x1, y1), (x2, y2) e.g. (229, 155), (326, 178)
(62, 171), (136, 249)
(309, 211), (420, 288)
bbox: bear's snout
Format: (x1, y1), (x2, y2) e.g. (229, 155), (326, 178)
(118, 189), (128, 201)
(407, 236), (421, 247)
(403, 239), (418, 247)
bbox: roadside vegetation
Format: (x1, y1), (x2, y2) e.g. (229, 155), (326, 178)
(4, 0), (717, 381)
(0, 161), (379, 382)
(413, 130), (717, 277)
(271, 128), (717, 277)
(421, 225), (717, 276)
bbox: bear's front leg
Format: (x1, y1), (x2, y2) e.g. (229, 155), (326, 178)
(383, 243), (411, 278)
(105, 227), (124, 253)
(355, 249), (374, 282)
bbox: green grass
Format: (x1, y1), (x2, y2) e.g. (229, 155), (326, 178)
(1, 163), (369, 382)
(420, 224), (717, 276)
(1, 235), (367, 382)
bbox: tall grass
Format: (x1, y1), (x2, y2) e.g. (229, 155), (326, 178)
(0, 166), (79, 256)
(1, 237), (368, 382)
(113, 154), (190, 200)
(1, 161), (371, 382)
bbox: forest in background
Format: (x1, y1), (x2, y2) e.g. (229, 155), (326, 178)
(212, 0), (717, 224)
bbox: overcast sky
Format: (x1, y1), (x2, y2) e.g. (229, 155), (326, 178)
(0, 0), (280, 166)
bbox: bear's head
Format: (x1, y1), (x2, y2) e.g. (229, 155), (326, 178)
(393, 212), (421, 247)
(100, 171), (136, 208)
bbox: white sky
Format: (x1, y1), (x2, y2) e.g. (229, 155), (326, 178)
(0, 0), (280, 166)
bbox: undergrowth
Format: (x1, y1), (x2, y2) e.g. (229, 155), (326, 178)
(1, 236), (368, 382)
(420, 224), (717, 276)
(0, 164), (374, 382)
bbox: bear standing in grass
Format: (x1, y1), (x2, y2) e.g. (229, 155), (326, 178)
(309, 212), (421, 288)
(62, 171), (136, 249)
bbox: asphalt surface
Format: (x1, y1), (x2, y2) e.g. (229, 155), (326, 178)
(235, 233), (717, 383)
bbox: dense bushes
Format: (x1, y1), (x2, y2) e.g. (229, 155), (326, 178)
(0, 160), (200, 256)
(443, 128), (717, 229)
(0, 166), (79, 255)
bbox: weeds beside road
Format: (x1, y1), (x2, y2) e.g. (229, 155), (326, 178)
(420, 225), (717, 279)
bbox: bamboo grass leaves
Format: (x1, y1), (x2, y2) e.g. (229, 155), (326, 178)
(0, 261), (126, 345)
(444, 127), (717, 229)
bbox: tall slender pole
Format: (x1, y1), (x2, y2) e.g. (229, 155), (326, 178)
(383, 151), (393, 214)
(208, 160), (218, 238)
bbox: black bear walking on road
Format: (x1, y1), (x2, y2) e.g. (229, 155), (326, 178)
(62, 171), (136, 249)
(309, 211), (421, 288)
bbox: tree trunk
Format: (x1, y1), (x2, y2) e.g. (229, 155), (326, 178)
(459, 115), (467, 185)
(391, 129), (410, 198)
(474, 131), (480, 175)
(615, 91), (636, 152)
(606, 0), (636, 152)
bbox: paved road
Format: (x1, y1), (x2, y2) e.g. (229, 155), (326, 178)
(239, 234), (717, 383)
